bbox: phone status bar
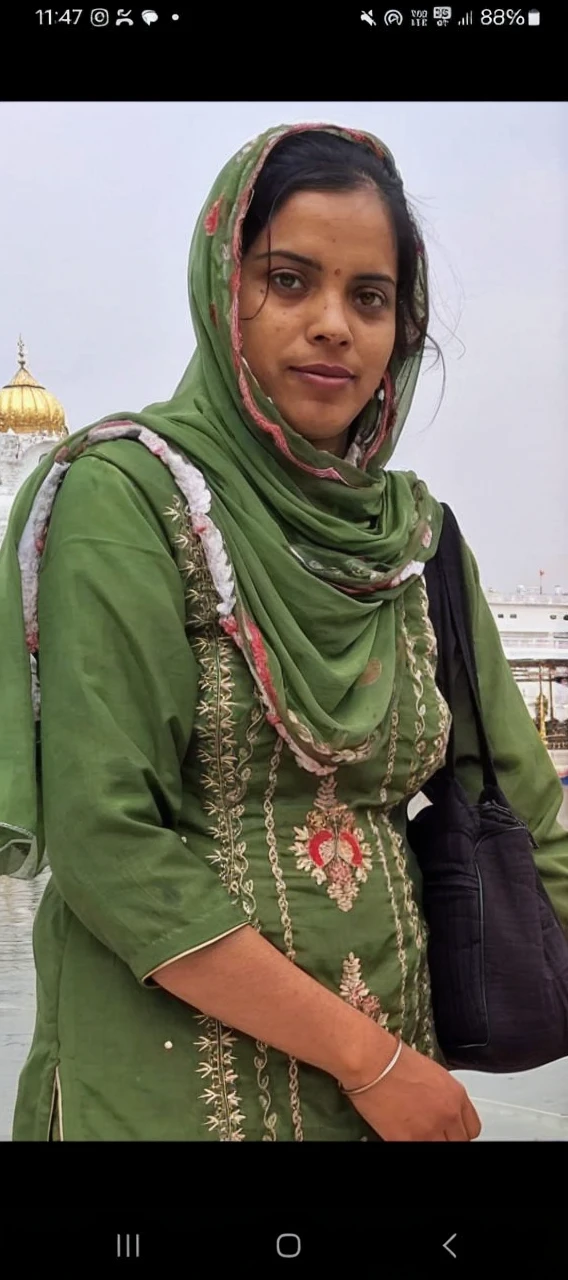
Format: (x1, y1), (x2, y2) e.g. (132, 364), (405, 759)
(360, 8), (541, 27)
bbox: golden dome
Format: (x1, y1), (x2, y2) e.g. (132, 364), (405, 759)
(0, 339), (68, 436)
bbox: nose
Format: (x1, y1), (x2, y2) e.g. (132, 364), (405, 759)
(305, 288), (353, 347)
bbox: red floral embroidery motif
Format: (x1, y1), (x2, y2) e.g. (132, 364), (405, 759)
(204, 196), (223, 236)
(290, 778), (373, 912)
(339, 954), (389, 1028)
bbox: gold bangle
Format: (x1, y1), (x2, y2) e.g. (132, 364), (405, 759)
(340, 1035), (403, 1097)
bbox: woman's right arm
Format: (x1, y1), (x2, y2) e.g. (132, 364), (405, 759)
(152, 924), (481, 1141)
(39, 447), (479, 1142)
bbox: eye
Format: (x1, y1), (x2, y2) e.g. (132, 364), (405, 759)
(270, 270), (304, 292)
(357, 289), (387, 310)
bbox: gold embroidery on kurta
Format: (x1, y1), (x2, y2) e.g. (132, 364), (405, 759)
(374, 584), (442, 1049)
(252, 1042), (278, 1142)
(382, 813), (425, 1042)
(238, 700), (279, 1139)
(291, 776), (373, 912)
(401, 604), (427, 799)
(194, 1019), (246, 1142)
(339, 953), (389, 1028)
(165, 494), (219, 627)
(403, 580), (451, 798)
(412, 946), (435, 1057)
(265, 737), (304, 1141)
(383, 816), (424, 952)
(380, 705), (400, 806)
(416, 576), (452, 787)
(165, 496), (278, 1139)
(367, 810), (408, 1030)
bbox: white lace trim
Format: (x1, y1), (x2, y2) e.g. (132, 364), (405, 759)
(18, 458), (71, 650)
(90, 423), (236, 618)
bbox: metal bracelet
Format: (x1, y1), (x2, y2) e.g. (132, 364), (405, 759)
(341, 1035), (403, 1097)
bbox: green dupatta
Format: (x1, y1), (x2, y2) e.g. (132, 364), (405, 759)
(0, 122), (443, 879)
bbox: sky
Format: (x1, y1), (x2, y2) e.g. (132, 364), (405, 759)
(1, 101), (566, 590)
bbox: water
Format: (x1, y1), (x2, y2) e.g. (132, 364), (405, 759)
(0, 872), (48, 1141)
(1, 795), (567, 1141)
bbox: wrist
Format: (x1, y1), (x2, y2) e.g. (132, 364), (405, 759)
(335, 1013), (399, 1092)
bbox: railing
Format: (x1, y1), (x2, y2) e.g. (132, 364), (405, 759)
(501, 636), (568, 650)
(486, 593), (568, 607)
(542, 726), (568, 750)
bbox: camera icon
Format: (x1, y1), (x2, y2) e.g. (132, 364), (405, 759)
(90, 8), (109, 24)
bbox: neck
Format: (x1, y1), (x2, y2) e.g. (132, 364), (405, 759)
(316, 429), (349, 458)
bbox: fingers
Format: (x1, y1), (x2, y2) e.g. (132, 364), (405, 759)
(463, 1099), (482, 1140)
(441, 1121), (471, 1141)
(442, 1099), (481, 1142)
(431, 1089), (482, 1141)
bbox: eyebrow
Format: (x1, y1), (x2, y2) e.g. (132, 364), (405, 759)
(254, 249), (396, 287)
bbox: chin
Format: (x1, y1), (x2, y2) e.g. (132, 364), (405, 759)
(288, 412), (353, 445)
(305, 431), (350, 449)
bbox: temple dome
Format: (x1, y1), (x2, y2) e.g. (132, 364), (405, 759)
(0, 339), (67, 437)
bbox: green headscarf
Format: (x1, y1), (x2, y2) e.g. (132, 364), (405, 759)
(0, 122), (443, 879)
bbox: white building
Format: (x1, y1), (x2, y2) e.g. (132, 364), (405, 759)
(0, 339), (68, 544)
(485, 590), (568, 720)
(484, 589), (568, 786)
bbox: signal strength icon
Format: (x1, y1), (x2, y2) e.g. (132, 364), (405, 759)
(458, 10), (473, 22)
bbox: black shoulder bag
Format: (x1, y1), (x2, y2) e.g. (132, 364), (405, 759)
(406, 504), (568, 1073)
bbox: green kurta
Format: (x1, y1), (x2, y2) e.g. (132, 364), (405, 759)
(12, 442), (568, 1141)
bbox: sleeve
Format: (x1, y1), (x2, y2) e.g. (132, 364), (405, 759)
(449, 538), (568, 931)
(38, 452), (249, 984)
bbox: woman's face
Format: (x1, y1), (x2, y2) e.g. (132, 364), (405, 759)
(239, 185), (398, 456)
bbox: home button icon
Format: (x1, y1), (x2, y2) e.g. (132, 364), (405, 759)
(276, 1233), (302, 1258)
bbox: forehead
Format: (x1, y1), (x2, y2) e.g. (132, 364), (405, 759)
(259, 187), (397, 265)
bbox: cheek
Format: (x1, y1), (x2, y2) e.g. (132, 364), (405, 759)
(241, 301), (289, 368)
(238, 278), (261, 325)
(359, 320), (396, 380)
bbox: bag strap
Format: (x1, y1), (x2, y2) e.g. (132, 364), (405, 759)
(425, 503), (498, 789)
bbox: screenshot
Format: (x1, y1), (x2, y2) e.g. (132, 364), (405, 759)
(0, 2), (566, 1270)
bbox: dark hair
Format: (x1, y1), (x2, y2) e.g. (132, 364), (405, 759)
(241, 130), (433, 364)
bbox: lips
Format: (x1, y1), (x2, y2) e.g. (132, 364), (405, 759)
(289, 364), (355, 393)
(291, 364), (354, 379)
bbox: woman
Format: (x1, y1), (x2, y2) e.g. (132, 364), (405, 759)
(2, 124), (567, 1142)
